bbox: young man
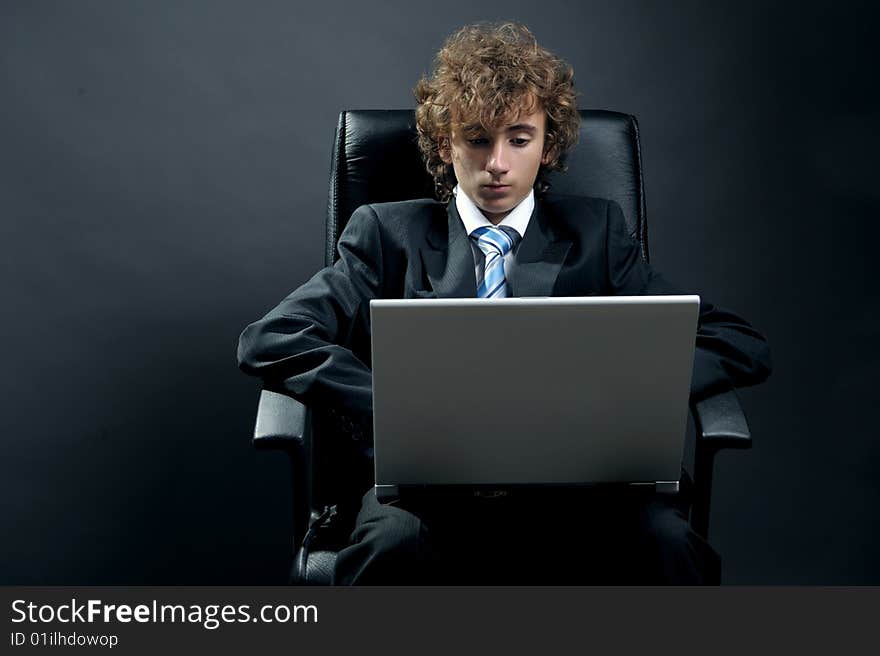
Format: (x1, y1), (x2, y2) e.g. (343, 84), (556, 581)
(238, 23), (771, 584)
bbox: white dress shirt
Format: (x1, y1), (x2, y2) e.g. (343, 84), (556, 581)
(453, 185), (534, 281)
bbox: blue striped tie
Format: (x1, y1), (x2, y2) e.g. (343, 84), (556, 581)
(471, 226), (521, 298)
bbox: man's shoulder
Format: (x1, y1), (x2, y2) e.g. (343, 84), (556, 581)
(538, 193), (615, 231)
(539, 192), (613, 215)
(346, 199), (446, 247)
(361, 198), (445, 224)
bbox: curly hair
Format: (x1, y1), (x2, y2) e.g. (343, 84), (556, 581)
(414, 22), (580, 202)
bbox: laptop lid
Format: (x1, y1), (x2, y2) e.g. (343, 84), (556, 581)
(369, 296), (699, 501)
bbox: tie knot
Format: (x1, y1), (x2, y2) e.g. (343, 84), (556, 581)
(471, 226), (520, 258)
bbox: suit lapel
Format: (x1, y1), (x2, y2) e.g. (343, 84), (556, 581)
(507, 200), (572, 297)
(420, 202), (478, 298)
(419, 197), (572, 298)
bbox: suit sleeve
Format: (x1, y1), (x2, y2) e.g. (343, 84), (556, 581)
(604, 200), (772, 400)
(237, 204), (385, 432)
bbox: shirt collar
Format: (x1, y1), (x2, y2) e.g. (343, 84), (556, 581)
(453, 185), (534, 240)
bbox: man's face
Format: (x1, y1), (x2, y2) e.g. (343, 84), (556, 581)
(440, 106), (549, 224)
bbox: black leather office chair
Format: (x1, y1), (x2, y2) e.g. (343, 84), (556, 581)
(251, 109), (753, 584)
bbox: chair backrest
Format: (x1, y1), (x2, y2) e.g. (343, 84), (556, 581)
(325, 109), (649, 266)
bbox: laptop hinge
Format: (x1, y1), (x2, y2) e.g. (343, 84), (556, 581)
(628, 481), (680, 494)
(375, 484), (400, 503)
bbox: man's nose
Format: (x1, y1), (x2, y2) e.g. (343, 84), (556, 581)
(486, 141), (509, 175)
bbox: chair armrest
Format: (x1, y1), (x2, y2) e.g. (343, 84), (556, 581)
(691, 388), (751, 451)
(688, 388), (752, 539)
(253, 389), (309, 451)
(252, 388), (314, 566)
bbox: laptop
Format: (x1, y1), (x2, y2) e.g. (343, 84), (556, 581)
(369, 295), (700, 502)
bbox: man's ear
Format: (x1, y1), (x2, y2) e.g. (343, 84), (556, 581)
(438, 136), (452, 164)
(541, 141), (555, 166)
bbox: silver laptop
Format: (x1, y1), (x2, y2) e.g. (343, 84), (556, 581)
(369, 295), (700, 502)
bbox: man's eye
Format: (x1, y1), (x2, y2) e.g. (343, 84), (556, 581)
(468, 138), (489, 145)
(511, 138), (530, 146)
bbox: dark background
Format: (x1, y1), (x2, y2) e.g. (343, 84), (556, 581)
(1, 0), (877, 584)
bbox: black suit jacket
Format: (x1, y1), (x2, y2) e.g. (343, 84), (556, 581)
(238, 194), (771, 438)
